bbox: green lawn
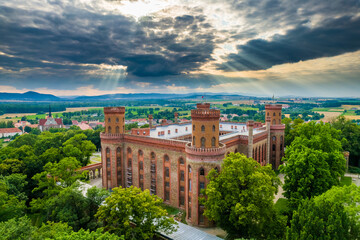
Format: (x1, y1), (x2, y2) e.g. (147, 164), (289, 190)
(274, 198), (289, 214)
(160, 203), (186, 224)
(340, 176), (352, 186)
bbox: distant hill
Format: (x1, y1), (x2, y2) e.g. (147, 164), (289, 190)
(74, 93), (248, 101)
(0, 91), (61, 101)
(0, 91), (252, 102)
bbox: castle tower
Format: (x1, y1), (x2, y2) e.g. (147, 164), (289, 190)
(185, 103), (224, 227)
(265, 104), (282, 126)
(104, 107), (125, 134)
(102, 107), (126, 190)
(191, 103), (219, 148)
(265, 104), (284, 169)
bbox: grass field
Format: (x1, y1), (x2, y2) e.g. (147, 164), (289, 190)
(274, 198), (289, 214)
(0, 107), (103, 122)
(340, 176), (352, 186)
(312, 104), (360, 122)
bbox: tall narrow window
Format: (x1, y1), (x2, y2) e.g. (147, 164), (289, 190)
(211, 137), (216, 147)
(116, 117), (119, 122)
(116, 126), (119, 134)
(165, 167), (169, 177)
(180, 170), (184, 181)
(193, 125), (195, 131)
(212, 125), (215, 132)
(201, 125), (205, 132)
(108, 126), (112, 134)
(108, 117), (111, 122)
(193, 136), (195, 146)
(201, 137), (206, 148)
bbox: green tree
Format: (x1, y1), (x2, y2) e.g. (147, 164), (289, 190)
(314, 184), (360, 224)
(63, 134), (96, 166)
(0, 216), (35, 239)
(280, 121), (346, 209)
(41, 187), (93, 231)
(96, 186), (177, 240)
(332, 116), (360, 167)
(24, 126), (32, 133)
(6, 121), (14, 128)
(0, 159), (25, 175)
(204, 153), (284, 239)
(287, 197), (360, 239)
(0, 174), (28, 201)
(32, 157), (85, 197)
(0, 216), (123, 240)
(0, 182), (26, 222)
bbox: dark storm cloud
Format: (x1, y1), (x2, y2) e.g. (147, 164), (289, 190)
(221, 0), (360, 32)
(0, 3), (218, 78)
(218, 16), (360, 71)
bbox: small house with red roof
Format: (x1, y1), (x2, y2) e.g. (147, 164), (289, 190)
(0, 128), (22, 138)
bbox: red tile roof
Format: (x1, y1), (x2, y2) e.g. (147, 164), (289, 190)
(39, 118), (63, 126)
(39, 119), (46, 125)
(55, 119), (63, 125)
(0, 128), (22, 133)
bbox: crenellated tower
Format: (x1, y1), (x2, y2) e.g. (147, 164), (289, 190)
(185, 103), (224, 227)
(102, 107), (126, 190)
(265, 104), (284, 169)
(104, 107), (125, 134)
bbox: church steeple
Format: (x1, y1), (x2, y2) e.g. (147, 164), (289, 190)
(49, 105), (52, 118)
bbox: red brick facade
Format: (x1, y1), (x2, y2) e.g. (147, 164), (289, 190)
(100, 103), (284, 227)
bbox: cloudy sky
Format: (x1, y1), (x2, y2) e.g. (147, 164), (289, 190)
(0, 0), (359, 97)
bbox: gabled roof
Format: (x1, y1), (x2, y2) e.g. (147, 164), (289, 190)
(0, 128), (22, 133)
(39, 118), (63, 126)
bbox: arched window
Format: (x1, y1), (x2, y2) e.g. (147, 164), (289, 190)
(279, 112), (281, 116)
(272, 119), (276, 125)
(211, 137), (216, 147)
(108, 126), (112, 134)
(212, 125), (215, 132)
(273, 112), (276, 116)
(272, 136), (276, 141)
(179, 157), (184, 165)
(116, 126), (119, 134)
(151, 152), (156, 160)
(193, 125), (195, 131)
(188, 165), (192, 173)
(164, 155), (169, 162)
(267, 112), (269, 116)
(201, 137), (206, 148)
(108, 117), (111, 123)
(201, 125), (205, 132)
(127, 148), (132, 154)
(193, 136), (195, 146)
(116, 117), (119, 123)
(280, 136), (283, 142)
(200, 168), (205, 176)
(138, 150), (143, 156)
(235, 148), (238, 153)
(106, 148), (110, 154)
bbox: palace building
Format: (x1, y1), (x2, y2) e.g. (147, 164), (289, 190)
(100, 103), (285, 227)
